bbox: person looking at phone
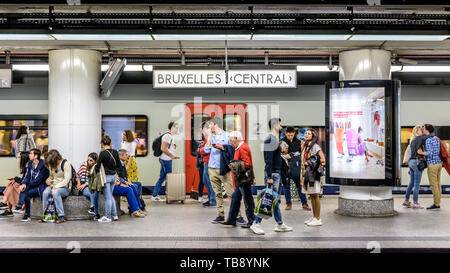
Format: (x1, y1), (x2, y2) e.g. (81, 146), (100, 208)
(250, 118), (293, 235)
(152, 121), (179, 202)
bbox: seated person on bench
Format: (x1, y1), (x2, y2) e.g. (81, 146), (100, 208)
(76, 152), (98, 216)
(42, 149), (72, 224)
(17, 148), (49, 222)
(113, 149), (146, 218)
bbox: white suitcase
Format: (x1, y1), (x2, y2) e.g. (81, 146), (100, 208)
(166, 172), (186, 204)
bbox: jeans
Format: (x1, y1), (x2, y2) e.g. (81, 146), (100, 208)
(227, 183), (255, 225)
(132, 181), (143, 196)
(114, 184), (141, 213)
(81, 186), (96, 207)
(22, 186), (41, 216)
(153, 159), (172, 197)
(405, 159), (423, 204)
(255, 172), (283, 225)
(197, 164), (205, 197)
(203, 163), (216, 206)
(103, 175), (117, 218)
(284, 174), (308, 205)
(42, 187), (70, 217)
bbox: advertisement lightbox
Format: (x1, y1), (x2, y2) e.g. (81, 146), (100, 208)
(325, 80), (401, 186)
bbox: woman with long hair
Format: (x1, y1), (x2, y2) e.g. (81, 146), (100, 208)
(121, 130), (139, 181)
(301, 129), (326, 226)
(13, 125), (36, 168)
(403, 125), (427, 209)
(76, 152), (99, 218)
(0, 152), (29, 216)
(95, 135), (121, 222)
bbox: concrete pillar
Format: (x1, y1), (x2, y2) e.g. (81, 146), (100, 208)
(48, 49), (102, 168)
(335, 49), (397, 217)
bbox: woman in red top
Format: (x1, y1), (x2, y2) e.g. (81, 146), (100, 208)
(221, 131), (256, 228)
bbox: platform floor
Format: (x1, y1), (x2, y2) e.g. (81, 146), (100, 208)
(1, 195), (450, 252)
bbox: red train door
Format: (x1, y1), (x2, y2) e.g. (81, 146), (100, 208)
(185, 103), (247, 194)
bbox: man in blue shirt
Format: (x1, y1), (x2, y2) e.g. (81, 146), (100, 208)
(203, 117), (243, 224)
(250, 118), (293, 235)
(418, 124), (442, 210)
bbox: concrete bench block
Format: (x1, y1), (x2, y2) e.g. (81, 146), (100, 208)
(30, 194), (122, 221)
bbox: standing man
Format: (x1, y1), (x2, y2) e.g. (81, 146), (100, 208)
(152, 121), (179, 202)
(418, 124), (442, 210)
(250, 118), (293, 235)
(221, 131), (256, 228)
(203, 117), (242, 223)
(281, 126), (311, 211)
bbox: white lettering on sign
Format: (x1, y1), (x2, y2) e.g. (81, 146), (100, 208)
(153, 69), (297, 88)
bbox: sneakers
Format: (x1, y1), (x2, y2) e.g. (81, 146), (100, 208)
(220, 221), (236, 227)
(151, 196), (166, 202)
(93, 214), (101, 221)
(302, 204), (312, 211)
(250, 223), (265, 235)
(274, 223), (293, 232)
(0, 210), (13, 217)
(211, 216), (225, 224)
(21, 215), (31, 222)
(131, 210), (145, 218)
(138, 209), (147, 216)
(112, 215), (119, 221)
(0, 202), (7, 208)
(402, 201), (412, 208)
(56, 216), (67, 224)
(412, 203), (424, 209)
(198, 197), (203, 203)
(304, 217), (314, 224)
(306, 218), (322, 226)
(203, 202), (216, 207)
(236, 217), (245, 224)
(285, 204), (292, 210)
(88, 207), (96, 215)
(241, 223), (252, 229)
(12, 208), (24, 214)
(98, 216), (112, 223)
(427, 204), (441, 210)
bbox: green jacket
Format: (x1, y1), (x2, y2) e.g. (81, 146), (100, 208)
(88, 169), (104, 193)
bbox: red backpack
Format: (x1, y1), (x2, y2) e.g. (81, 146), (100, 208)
(437, 137), (450, 175)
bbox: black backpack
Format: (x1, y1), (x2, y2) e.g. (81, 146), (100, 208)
(152, 132), (170, 157)
(61, 159), (78, 193)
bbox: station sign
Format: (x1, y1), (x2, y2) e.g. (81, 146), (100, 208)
(153, 69), (297, 88)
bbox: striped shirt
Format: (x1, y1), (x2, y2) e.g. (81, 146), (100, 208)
(77, 162), (89, 184)
(425, 136), (442, 165)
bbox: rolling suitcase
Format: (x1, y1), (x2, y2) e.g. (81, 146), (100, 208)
(166, 161), (186, 204)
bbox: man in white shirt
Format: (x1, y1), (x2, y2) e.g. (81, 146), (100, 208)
(152, 122), (179, 201)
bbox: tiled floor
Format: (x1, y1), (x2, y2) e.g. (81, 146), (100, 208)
(1, 195), (450, 251)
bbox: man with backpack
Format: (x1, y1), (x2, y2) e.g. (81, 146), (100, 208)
(418, 124), (443, 210)
(151, 121), (179, 201)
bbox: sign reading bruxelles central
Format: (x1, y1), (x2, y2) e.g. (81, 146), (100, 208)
(152, 69), (297, 88)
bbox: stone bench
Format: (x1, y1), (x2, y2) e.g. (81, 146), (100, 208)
(30, 195), (122, 221)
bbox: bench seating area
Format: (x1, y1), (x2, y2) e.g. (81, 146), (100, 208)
(30, 195), (122, 220)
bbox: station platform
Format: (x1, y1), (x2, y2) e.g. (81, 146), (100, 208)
(0, 195), (450, 252)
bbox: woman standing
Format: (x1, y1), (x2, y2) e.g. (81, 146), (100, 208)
(95, 135), (121, 223)
(403, 125), (427, 209)
(301, 129), (326, 226)
(14, 125), (36, 162)
(121, 130), (139, 182)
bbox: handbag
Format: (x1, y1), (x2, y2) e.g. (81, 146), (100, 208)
(403, 144), (412, 164)
(99, 164), (106, 187)
(418, 159), (427, 171)
(189, 168), (199, 200)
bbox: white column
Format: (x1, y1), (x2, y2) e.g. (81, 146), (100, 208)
(337, 49), (395, 215)
(48, 49), (102, 168)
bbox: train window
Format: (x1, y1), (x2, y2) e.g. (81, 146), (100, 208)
(191, 113), (210, 157)
(102, 115), (148, 157)
(223, 114), (242, 133)
(0, 115), (48, 157)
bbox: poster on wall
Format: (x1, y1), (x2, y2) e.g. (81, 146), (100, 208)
(325, 80), (401, 186)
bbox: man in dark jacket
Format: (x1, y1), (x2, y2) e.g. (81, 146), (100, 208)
(16, 148), (49, 222)
(281, 127), (311, 211)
